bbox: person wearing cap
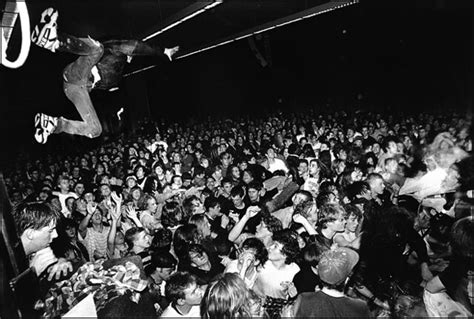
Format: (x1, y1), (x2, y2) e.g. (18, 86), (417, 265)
(145, 251), (177, 316)
(293, 247), (370, 318)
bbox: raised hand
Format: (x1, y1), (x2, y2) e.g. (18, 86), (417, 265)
(126, 206), (138, 220)
(86, 201), (98, 215)
(245, 206), (261, 219)
(111, 191), (122, 205)
(292, 213), (308, 225)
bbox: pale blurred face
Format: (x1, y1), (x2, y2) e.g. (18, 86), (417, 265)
(189, 250), (209, 268)
(223, 183), (233, 195)
(267, 241), (285, 262)
(147, 198), (158, 213)
(30, 220), (58, 252)
(327, 213), (346, 232)
(242, 171), (253, 184)
(248, 188), (259, 202)
(183, 282), (203, 306)
(371, 178), (385, 195)
(134, 231), (151, 250)
(309, 161), (320, 176)
(298, 162), (308, 177)
(345, 214), (359, 233)
(256, 221), (272, 238)
(231, 195), (243, 207)
(131, 189), (141, 201)
(351, 169), (363, 182)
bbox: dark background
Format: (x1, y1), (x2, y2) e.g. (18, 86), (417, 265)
(0, 0), (472, 167)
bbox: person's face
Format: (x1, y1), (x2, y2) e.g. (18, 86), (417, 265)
(74, 183), (85, 195)
(131, 189), (141, 200)
(223, 183), (233, 195)
(200, 219), (212, 237)
(100, 185), (111, 197)
(172, 176), (183, 188)
(127, 178), (137, 188)
(298, 162), (308, 177)
(386, 160), (398, 174)
(201, 158), (209, 168)
(351, 169), (363, 182)
(267, 241), (286, 262)
(65, 225), (76, 239)
(256, 221), (272, 238)
(136, 167), (145, 178)
(242, 171), (253, 184)
(266, 148), (275, 159)
(209, 203), (221, 216)
(30, 220), (58, 252)
(206, 178), (216, 190)
(221, 155), (231, 167)
(238, 248), (258, 269)
(147, 198), (158, 213)
(346, 214), (359, 233)
(327, 213), (346, 232)
(231, 166), (240, 179)
(155, 166), (164, 175)
(388, 141), (397, 154)
(371, 178), (385, 195)
(231, 195), (243, 207)
(134, 231), (151, 249)
(309, 161), (320, 176)
(59, 179), (69, 191)
(362, 127), (368, 137)
(66, 198), (75, 212)
(189, 250), (209, 268)
(372, 143), (381, 154)
(182, 282), (203, 306)
(154, 266), (176, 281)
(248, 188), (260, 202)
(91, 209), (103, 225)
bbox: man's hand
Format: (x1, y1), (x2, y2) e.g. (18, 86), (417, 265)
(86, 201), (98, 215)
(245, 206), (261, 219)
(30, 247), (57, 276)
(292, 214), (308, 225)
(220, 214), (230, 229)
(47, 258), (73, 281)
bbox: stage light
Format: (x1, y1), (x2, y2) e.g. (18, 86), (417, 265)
(176, 0), (359, 60)
(142, 0), (223, 41)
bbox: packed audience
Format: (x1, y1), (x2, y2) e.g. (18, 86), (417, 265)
(7, 108), (474, 318)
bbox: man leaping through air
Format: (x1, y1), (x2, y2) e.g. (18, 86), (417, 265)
(31, 8), (179, 143)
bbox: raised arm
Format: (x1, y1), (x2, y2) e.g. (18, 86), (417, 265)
(228, 206), (260, 243)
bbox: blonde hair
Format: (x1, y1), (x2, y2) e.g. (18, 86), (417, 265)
(201, 273), (252, 319)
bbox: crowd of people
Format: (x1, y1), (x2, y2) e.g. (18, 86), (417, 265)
(7, 108), (474, 318)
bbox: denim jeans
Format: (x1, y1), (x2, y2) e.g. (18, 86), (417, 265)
(56, 35), (104, 138)
(54, 35), (167, 138)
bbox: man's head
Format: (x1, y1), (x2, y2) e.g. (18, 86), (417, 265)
(125, 227), (151, 252)
(318, 203), (346, 232)
(165, 272), (203, 307)
(366, 173), (385, 197)
(247, 181), (263, 203)
(57, 175), (70, 192)
(14, 202), (59, 255)
(318, 247), (359, 290)
(268, 230), (300, 264)
(146, 251), (177, 283)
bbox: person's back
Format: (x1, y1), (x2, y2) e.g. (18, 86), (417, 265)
(295, 290), (370, 318)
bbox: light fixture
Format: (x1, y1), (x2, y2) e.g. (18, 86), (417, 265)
(177, 0), (359, 59)
(142, 0), (222, 42)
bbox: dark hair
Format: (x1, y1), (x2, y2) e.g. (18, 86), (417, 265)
(137, 193), (155, 211)
(302, 242), (324, 267)
(346, 181), (370, 201)
(316, 191), (336, 208)
(165, 272), (197, 304)
(271, 230), (300, 264)
(261, 215), (283, 234)
(451, 216), (474, 260)
(14, 202), (59, 236)
(318, 204), (345, 229)
(162, 201), (184, 228)
(145, 251), (177, 276)
(151, 228), (173, 252)
(204, 196), (220, 211)
(343, 204), (362, 221)
(230, 186), (245, 198)
(247, 180), (263, 191)
(173, 224), (200, 262)
(241, 237), (268, 266)
(124, 227), (145, 250)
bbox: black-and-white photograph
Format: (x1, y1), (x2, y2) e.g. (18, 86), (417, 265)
(1, 0), (472, 318)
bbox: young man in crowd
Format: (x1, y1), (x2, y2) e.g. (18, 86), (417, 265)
(161, 272), (203, 318)
(293, 247), (370, 317)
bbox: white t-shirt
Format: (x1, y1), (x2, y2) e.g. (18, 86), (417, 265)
(254, 260), (300, 299)
(225, 259), (258, 289)
(268, 158), (289, 174)
(160, 304), (200, 318)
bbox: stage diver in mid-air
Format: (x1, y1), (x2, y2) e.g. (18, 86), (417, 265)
(32, 8), (179, 143)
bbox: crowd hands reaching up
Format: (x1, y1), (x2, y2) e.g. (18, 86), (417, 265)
(8, 108), (474, 318)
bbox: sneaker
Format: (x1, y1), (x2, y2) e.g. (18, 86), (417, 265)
(34, 113), (58, 144)
(31, 8), (59, 52)
(164, 46), (180, 61)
